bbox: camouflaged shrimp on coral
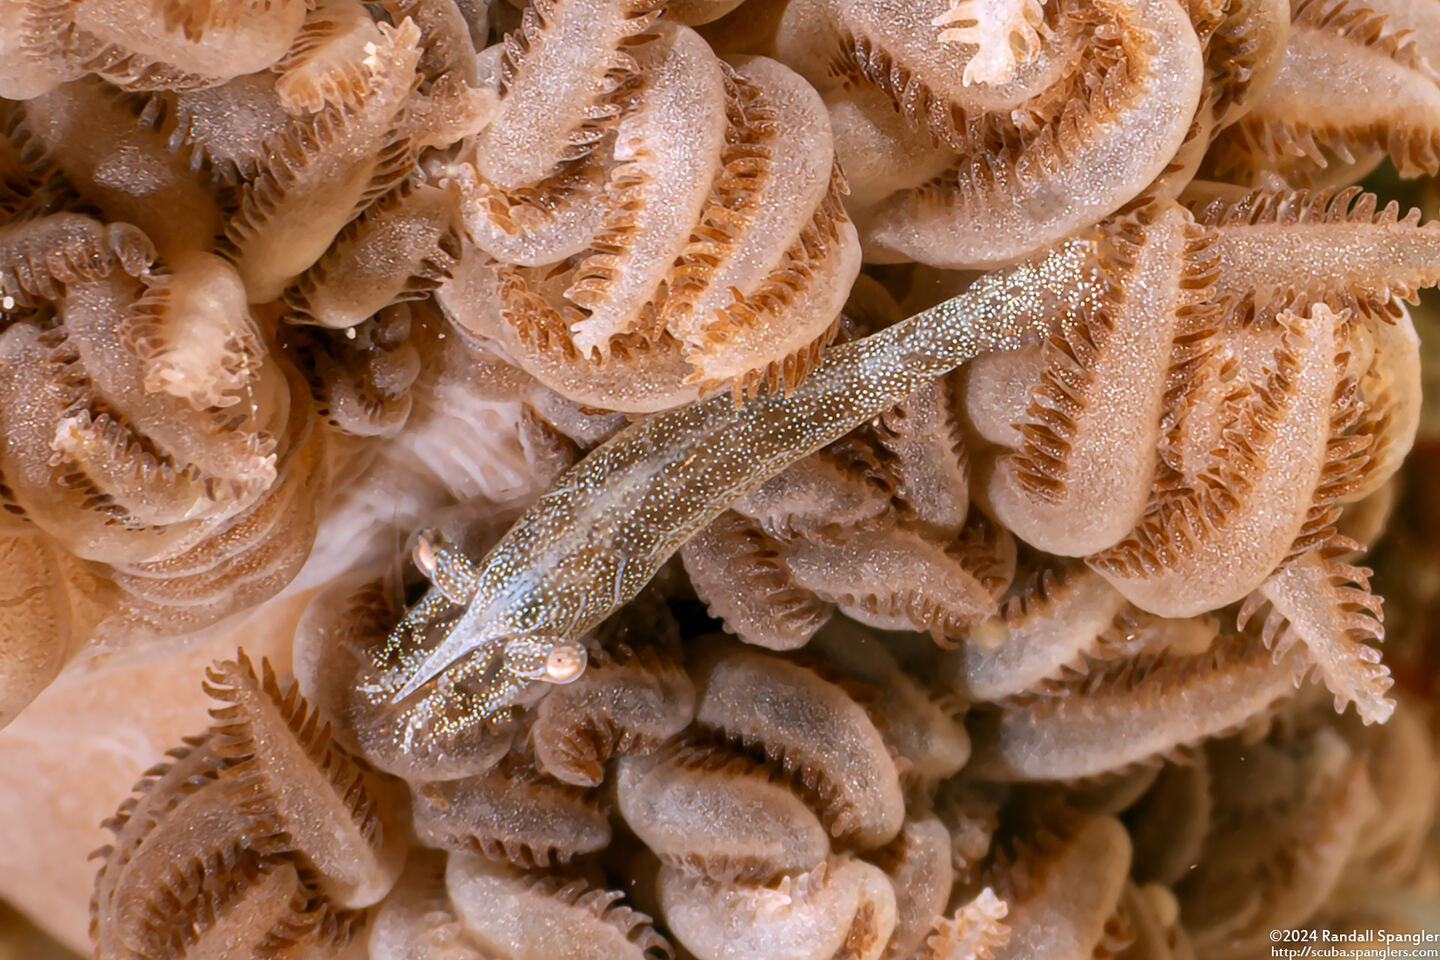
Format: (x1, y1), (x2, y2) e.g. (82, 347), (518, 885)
(2, 0), (1440, 957)
(682, 279), (1014, 649)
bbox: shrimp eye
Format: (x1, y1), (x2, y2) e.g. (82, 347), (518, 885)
(543, 641), (587, 683)
(410, 528), (480, 604)
(412, 529), (440, 579)
(501, 636), (588, 684)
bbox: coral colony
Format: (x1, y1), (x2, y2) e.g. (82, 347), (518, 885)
(0, 0), (1438, 957)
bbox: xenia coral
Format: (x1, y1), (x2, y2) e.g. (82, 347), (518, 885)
(0, 0), (1436, 958)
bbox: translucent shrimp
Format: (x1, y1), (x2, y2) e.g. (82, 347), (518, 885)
(390, 237), (1104, 708)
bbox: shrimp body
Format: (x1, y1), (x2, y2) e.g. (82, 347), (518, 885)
(392, 238), (1104, 705)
